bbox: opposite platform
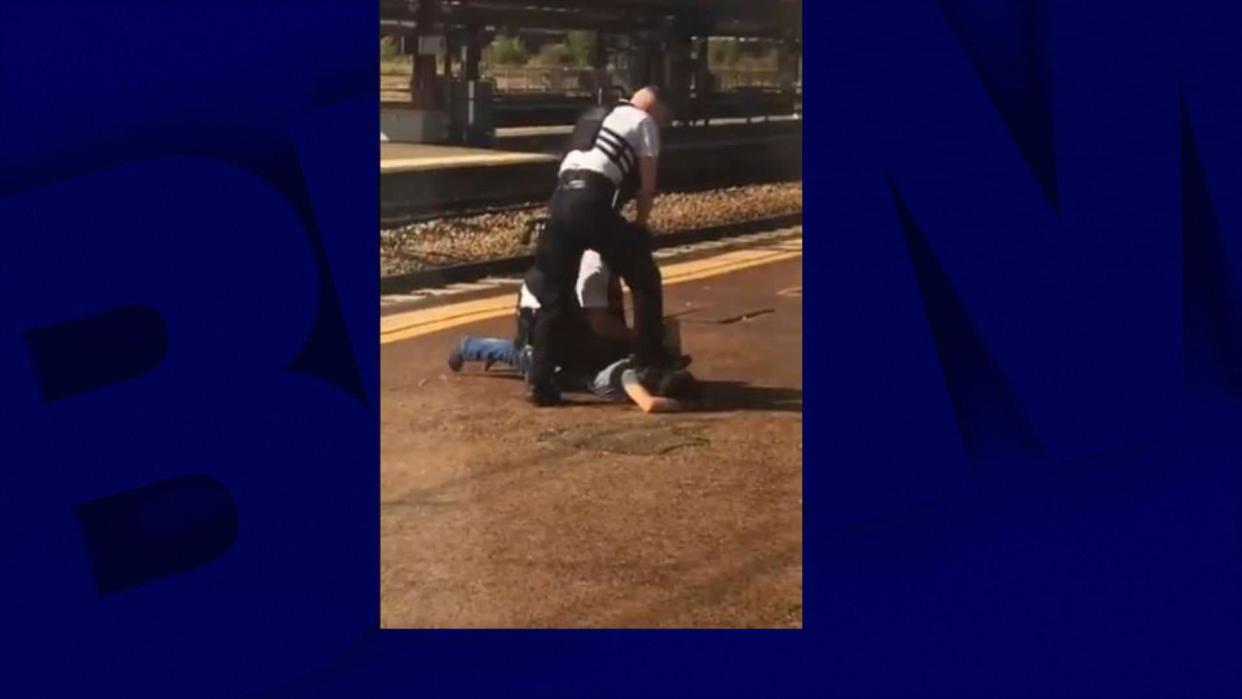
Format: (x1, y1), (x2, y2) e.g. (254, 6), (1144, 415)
(381, 143), (555, 174)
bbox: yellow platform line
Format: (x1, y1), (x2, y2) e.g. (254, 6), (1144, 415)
(381, 235), (802, 344)
(380, 152), (555, 173)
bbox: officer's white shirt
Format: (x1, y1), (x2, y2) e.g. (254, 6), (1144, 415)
(558, 104), (660, 185)
(519, 250), (613, 310)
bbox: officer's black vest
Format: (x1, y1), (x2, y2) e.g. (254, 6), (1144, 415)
(566, 101), (643, 208)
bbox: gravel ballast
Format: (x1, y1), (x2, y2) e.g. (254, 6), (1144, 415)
(380, 182), (803, 276)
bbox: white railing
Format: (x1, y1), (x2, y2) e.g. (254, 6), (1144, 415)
(486, 66), (622, 95)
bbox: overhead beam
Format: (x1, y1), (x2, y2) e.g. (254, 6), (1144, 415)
(382, 0), (800, 29)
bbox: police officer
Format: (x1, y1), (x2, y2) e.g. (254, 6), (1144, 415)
(524, 85), (673, 406)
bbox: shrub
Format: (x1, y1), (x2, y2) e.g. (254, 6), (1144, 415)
(489, 34), (529, 66)
(532, 42), (574, 66)
(380, 36), (399, 59)
(566, 31), (594, 67)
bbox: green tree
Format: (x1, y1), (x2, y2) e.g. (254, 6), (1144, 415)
(736, 39), (779, 69)
(489, 34), (529, 66)
(708, 38), (742, 68)
(380, 36), (399, 60)
(533, 42), (573, 66)
(566, 31), (594, 67)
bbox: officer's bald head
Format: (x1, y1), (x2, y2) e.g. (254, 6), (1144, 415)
(632, 85), (671, 126)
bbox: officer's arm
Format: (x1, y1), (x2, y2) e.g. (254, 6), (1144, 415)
(621, 372), (682, 413)
(636, 156), (658, 227)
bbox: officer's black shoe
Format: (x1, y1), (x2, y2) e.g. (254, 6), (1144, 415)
(527, 382), (562, 407)
(649, 346), (689, 370)
(636, 365), (666, 395)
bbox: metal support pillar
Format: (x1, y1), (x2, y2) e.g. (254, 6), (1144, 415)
(692, 36), (712, 125)
(461, 27), (482, 81)
(593, 30), (610, 104)
(446, 26), (490, 147)
(666, 32), (693, 124)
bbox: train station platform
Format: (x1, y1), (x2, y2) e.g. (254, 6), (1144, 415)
(380, 142), (560, 223)
(495, 115), (800, 138)
(380, 143), (555, 174)
(380, 234), (803, 628)
(493, 117), (801, 155)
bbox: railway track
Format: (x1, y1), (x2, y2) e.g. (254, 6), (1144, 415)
(380, 131), (802, 225)
(380, 211), (802, 296)
(384, 200), (546, 228)
(382, 182), (803, 276)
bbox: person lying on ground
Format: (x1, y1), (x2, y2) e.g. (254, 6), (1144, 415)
(451, 339), (698, 413)
(447, 251), (695, 411)
(568, 356), (700, 413)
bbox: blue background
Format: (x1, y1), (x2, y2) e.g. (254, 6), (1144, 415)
(1, 0), (1241, 696)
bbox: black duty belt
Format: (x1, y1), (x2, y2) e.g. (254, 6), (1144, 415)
(558, 169), (618, 194)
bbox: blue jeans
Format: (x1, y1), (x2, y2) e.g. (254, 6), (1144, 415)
(539, 358), (634, 401)
(459, 336), (532, 375)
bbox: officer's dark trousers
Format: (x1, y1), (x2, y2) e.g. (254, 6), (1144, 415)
(528, 183), (664, 390)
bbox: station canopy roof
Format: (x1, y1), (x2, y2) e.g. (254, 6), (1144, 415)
(380, 0), (802, 38)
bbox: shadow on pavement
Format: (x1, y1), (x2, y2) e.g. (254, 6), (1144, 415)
(467, 369), (524, 381)
(459, 373), (804, 414)
(691, 381), (803, 413)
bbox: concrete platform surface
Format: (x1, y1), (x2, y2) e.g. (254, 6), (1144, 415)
(381, 246), (803, 628)
(381, 142), (555, 173)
